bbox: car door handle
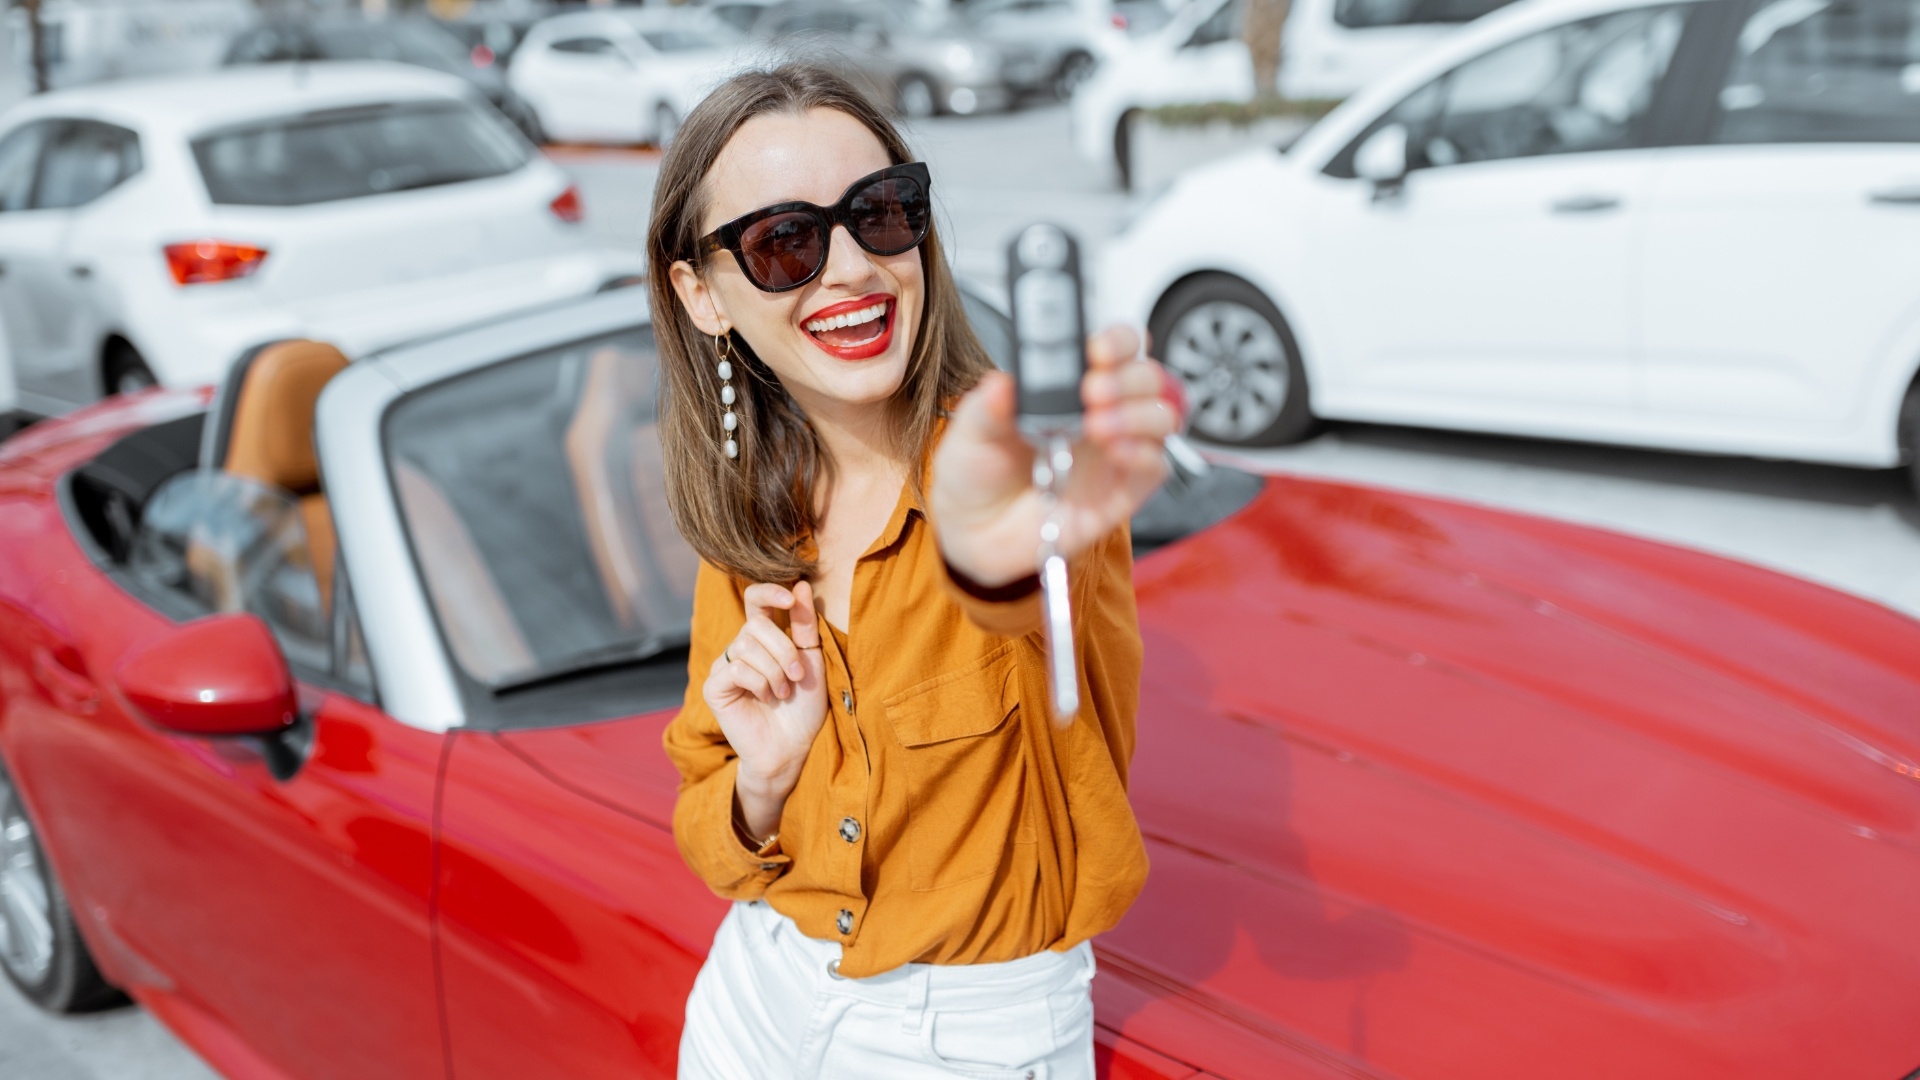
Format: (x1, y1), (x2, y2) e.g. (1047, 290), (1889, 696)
(32, 645), (99, 715)
(68, 264), (91, 279)
(1550, 194), (1622, 214)
(1869, 185), (1920, 206)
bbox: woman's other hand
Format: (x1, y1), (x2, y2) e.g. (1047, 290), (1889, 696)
(932, 326), (1175, 587)
(704, 580), (828, 839)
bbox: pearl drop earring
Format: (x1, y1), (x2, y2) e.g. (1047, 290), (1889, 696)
(715, 333), (738, 460)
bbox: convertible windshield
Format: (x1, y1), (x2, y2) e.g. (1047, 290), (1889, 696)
(384, 328), (698, 688)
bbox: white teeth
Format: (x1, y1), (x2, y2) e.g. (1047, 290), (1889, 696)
(805, 300), (888, 334)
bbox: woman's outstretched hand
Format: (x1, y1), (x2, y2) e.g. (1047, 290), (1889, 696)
(705, 580), (828, 840)
(932, 326), (1176, 587)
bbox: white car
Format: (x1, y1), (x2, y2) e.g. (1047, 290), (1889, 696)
(1071, 0), (1518, 182)
(508, 9), (745, 147)
(0, 62), (640, 414)
(1101, 0), (1920, 492)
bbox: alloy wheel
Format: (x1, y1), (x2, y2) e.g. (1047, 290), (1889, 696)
(0, 772), (54, 987)
(1164, 300), (1290, 443)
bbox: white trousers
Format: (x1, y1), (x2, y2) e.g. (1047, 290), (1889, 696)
(679, 900), (1096, 1080)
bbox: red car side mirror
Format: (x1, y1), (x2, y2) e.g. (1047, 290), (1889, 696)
(116, 614), (297, 737)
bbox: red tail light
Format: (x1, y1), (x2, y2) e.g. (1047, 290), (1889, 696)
(550, 185), (583, 224)
(471, 44), (496, 68)
(164, 241), (268, 285)
(1110, 12), (1129, 28)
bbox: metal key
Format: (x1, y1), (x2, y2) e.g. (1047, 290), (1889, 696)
(1033, 434), (1078, 726)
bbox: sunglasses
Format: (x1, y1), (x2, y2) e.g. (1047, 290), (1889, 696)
(698, 162), (932, 293)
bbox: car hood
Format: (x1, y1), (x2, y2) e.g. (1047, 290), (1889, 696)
(1109, 475), (1920, 1079)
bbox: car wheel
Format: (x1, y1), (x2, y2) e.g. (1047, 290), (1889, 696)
(1052, 51), (1094, 98)
(0, 759), (120, 1012)
(653, 103), (680, 149)
(1150, 274), (1314, 447)
(103, 343), (156, 397)
(897, 76), (938, 119)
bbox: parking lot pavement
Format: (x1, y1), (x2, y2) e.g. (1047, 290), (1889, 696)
(0, 985), (218, 1080)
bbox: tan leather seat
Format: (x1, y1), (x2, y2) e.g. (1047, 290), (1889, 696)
(217, 340), (349, 607)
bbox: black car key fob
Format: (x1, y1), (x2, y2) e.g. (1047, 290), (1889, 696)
(1007, 223), (1087, 436)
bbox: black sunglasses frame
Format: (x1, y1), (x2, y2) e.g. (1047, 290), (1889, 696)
(697, 162), (933, 294)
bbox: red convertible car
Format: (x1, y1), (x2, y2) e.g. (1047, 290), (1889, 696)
(3, 288), (1920, 1080)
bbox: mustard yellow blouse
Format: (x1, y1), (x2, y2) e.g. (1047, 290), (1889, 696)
(662, 477), (1149, 978)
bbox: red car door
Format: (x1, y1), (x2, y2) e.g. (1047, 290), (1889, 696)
(10, 541), (446, 1080)
(435, 708), (723, 1079)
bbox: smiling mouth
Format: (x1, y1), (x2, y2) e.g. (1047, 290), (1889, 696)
(805, 298), (891, 349)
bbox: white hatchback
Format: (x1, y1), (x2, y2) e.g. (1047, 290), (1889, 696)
(507, 9), (745, 148)
(0, 62), (640, 415)
(1101, 0), (1920, 489)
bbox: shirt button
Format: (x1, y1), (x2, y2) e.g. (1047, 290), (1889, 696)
(836, 909), (854, 935)
(841, 689), (854, 715)
(838, 816), (861, 843)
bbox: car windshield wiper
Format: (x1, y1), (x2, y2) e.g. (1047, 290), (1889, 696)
(489, 633), (689, 695)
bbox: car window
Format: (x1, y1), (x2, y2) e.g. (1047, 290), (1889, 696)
(33, 120), (141, 211)
(1715, 0), (1920, 144)
(1185, 0), (1242, 47)
(193, 100), (529, 207)
(0, 121), (50, 213)
(1334, 0), (1517, 29)
(550, 35), (621, 55)
(639, 28), (733, 51)
(385, 327), (698, 690)
(1375, 5), (1687, 170)
(129, 471), (332, 676)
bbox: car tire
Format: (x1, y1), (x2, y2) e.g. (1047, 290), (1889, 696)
(0, 758), (121, 1013)
(653, 103), (680, 150)
(897, 76), (938, 119)
(1150, 274), (1314, 447)
(102, 342), (156, 397)
(1052, 51), (1094, 98)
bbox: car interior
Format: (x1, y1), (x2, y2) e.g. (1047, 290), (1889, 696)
(67, 340), (355, 683)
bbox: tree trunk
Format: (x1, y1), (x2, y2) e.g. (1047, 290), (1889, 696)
(1244, 0), (1288, 101)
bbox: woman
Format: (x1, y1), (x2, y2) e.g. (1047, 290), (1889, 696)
(651, 65), (1177, 1079)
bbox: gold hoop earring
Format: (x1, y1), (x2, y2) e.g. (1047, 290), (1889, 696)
(716, 333), (738, 460)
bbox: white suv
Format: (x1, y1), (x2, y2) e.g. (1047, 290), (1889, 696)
(0, 61), (641, 415)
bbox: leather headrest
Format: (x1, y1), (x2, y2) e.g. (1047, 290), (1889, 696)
(221, 340), (349, 496)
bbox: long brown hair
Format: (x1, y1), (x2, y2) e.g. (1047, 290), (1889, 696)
(648, 64), (991, 586)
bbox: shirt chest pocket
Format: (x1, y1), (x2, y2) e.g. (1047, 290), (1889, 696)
(883, 640), (1036, 892)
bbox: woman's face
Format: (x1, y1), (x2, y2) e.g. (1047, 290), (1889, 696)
(671, 108), (924, 422)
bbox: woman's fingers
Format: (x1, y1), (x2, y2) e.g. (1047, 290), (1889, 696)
(733, 630), (795, 699)
(788, 579), (821, 651)
(1086, 396), (1178, 442)
(742, 582), (796, 620)
(1085, 325), (1141, 372)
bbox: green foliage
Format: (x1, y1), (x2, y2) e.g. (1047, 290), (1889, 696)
(1144, 98), (1342, 128)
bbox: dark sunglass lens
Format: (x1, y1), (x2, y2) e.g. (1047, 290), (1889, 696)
(848, 176), (929, 255)
(739, 211), (826, 290)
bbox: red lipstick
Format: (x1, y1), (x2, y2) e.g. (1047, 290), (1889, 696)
(801, 293), (895, 361)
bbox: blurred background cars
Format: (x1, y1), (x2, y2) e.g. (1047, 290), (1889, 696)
(1072, 0), (1519, 181)
(222, 14), (536, 133)
(0, 62), (637, 412)
(1102, 0), (1920, 499)
(956, 0), (1127, 98)
(746, 0), (1037, 116)
(508, 8), (745, 146)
